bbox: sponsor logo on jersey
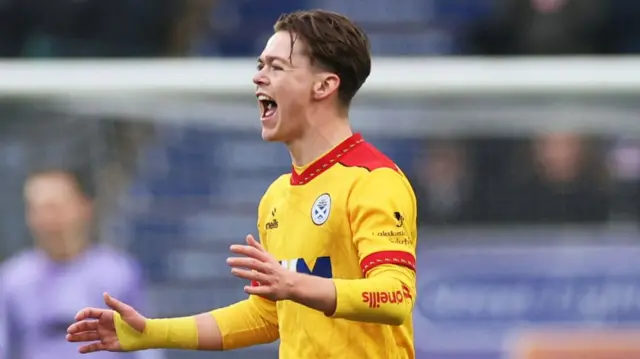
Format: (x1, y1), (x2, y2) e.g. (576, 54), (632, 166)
(387, 237), (412, 246)
(394, 211), (404, 227)
(362, 284), (412, 308)
(311, 193), (331, 225)
(373, 228), (412, 246)
(265, 219), (278, 230)
(266, 207), (278, 229)
(279, 256), (333, 279)
(375, 229), (407, 237)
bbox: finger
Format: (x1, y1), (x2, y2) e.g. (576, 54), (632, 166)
(246, 234), (266, 252)
(79, 342), (107, 354)
(244, 285), (271, 296)
(75, 308), (106, 321)
(226, 256), (270, 272)
(104, 292), (132, 314)
(66, 332), (101, 343)
(231, 268), (270, 283)
(67, 320), (99, 334)
(229, 245), (270, 262)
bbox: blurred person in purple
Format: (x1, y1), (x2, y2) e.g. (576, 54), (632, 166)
(0, 169), (161, 359)
(0, 282), (6, 357)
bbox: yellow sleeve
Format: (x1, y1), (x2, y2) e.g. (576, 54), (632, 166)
(210, 295), (279, 350)
(330, 168), (418, 325)
(115, 285), (279, 351)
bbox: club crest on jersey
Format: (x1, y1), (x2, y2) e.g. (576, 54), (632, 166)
(311, 193), (331, 225)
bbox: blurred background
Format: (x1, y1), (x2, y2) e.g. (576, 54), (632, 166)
(1, 0), (640, 358)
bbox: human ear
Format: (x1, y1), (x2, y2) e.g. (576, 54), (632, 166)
(312, 73), (340, 101)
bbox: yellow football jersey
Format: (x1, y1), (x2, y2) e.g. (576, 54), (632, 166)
(212, 133), (418, 359)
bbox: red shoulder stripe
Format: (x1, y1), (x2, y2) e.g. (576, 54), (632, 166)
(338, 141), (398, 173)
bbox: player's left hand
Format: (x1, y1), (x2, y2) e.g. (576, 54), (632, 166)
(227, 234), (294, 301)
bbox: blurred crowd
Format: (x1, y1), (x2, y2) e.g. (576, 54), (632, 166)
(411, 135), (640, 226)
(2, 1), (640, 359)
(0, 0), (639, 57)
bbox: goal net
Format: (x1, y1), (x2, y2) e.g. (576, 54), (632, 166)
(1, 58), (640, 359)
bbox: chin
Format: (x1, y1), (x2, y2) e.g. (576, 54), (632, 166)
(261, 117), (292, 142)
(261, 127), (285, 142)
(261, 131), (279, 142)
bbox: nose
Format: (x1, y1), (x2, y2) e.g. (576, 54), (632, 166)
(253, 70), (269, 87)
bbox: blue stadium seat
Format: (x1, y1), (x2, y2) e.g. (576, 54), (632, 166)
(194, 0), (494, 56)
(126, 125), (291, 283)
(194, 0), (310, 56)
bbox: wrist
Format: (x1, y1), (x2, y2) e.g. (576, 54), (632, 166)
(283, 272), (304, 302)
(285, 273), (337, 315)
(114, 313), (151, 351)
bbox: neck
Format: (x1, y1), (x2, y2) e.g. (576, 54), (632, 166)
(42, 232), (89, 262)
(288, 114), (352, 167)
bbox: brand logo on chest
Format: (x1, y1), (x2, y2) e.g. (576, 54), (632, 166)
(265, 207), (278, 230)
(265, 219), (278, 230)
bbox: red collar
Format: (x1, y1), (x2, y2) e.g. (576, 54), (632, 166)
(290, 133), (365, 186)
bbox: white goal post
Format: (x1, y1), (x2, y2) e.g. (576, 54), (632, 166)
(1, 57), (639, 96)
(1, 57), (639, 135)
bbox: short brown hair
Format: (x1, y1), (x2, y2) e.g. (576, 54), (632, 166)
(274, 10), (371, 107)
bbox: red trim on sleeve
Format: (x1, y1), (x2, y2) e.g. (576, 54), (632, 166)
(360, 250), (416, 276)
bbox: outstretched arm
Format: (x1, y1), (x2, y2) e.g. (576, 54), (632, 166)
(68, 237), (279, 353)
(70, 193), (281, 353)
(68, 289), (279, 353)
(114, 294), (278, 351)
(116, 195), (281, 352)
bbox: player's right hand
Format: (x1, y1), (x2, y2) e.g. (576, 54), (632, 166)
(66, 292), (147, 353)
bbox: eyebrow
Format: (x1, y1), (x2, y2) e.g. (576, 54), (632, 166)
(257, 55), (291, 66)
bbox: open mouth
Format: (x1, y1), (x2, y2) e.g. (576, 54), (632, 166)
(257, 94), (278, 120)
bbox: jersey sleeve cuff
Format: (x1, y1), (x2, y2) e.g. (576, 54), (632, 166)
(328, 279), (360, 318)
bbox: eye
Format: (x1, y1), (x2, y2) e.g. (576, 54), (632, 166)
(256, 63), (264, 71)
(272, 65), (284, 71)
